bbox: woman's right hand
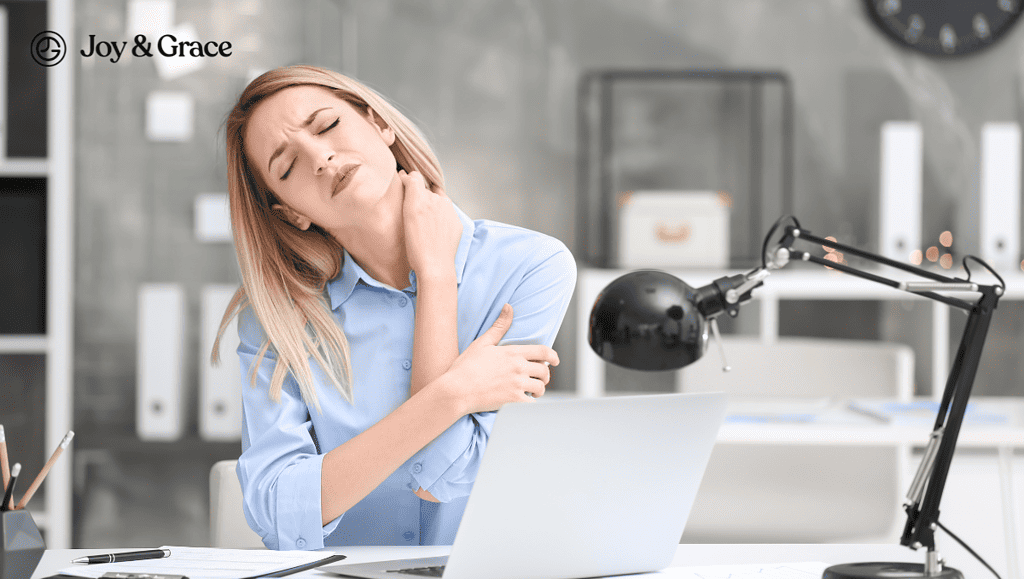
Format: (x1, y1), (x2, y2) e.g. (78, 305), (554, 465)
(400, 169), (462, 280)
(439, 304), (560, 415)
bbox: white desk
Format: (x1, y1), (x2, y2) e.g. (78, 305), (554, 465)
(34, 544), (924, 579)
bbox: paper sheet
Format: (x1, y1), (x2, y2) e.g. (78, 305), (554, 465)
(56, 546), (335, 579)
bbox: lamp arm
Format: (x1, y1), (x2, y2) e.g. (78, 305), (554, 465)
(779, 226), (969, 284)
(773, 226), (983, 311)
(901, 289), (997, 553)
(768, 223), (1005, 559)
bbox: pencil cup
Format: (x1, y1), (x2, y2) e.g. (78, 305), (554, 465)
(0, 510), (45, 579)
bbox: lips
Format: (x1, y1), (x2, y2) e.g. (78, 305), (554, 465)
(331, 164), (359, 197)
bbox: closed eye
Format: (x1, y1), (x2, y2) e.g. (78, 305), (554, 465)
(279, 118), (338, 179)
(319, 118), (340, 134)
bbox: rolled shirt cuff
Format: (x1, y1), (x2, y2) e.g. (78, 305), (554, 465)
(274, 453), (342, 550)
(408, 412), (496, 503)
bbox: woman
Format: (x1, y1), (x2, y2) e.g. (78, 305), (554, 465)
(212, 65), (576, 550)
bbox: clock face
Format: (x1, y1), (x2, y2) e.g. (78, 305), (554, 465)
(865, 0), (1023, 57)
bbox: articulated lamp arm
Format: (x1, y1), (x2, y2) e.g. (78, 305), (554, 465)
(758, 218), (1006, 577)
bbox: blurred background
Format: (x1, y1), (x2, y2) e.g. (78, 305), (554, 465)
(2, 0), (1023, 567)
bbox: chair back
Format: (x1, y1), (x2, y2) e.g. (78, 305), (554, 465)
(678, 336), (913, 400)
(210, 459), (265, 548)
(676, 337), (914, 543)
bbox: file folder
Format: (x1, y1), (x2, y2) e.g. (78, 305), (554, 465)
(136, 283), (186, 441)
(199, 284), (242, 441)
(879, 121), (922, 262)
(980, 122), (1021, 271)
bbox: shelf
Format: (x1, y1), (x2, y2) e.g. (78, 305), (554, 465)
(0, 158), (48, 177)
(77, 433), (241, 458)
(0, 335), (48, 353)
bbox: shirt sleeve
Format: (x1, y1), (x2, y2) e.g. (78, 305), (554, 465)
(235, 306), (344, 550)
(407, 238), (577, 502)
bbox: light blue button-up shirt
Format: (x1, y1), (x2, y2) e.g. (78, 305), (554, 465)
(235, 204), (576, 550)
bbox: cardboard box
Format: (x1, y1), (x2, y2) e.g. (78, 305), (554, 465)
(617, 190), (730, 269)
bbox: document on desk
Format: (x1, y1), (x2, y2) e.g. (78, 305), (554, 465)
(724, 397), (836, 424)
(847, 399), (1010, 425)
(55, 546), (343, 579)
(610, 561), (828, 578)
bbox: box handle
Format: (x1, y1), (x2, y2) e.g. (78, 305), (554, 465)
(655, 223), (691, 243)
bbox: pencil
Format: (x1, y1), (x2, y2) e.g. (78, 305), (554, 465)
(0, 425), (9, 508)
(1, 463), (20, 512)
(16, 431), (74, 510)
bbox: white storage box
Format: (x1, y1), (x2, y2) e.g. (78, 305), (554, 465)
(617, 190), (730, 269)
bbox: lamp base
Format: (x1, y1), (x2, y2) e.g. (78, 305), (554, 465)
(823, 562), (963, 579)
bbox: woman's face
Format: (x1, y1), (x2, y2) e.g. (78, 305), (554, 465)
(244, 85), (399, 233)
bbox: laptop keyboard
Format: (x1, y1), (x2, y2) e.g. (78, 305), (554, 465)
(386, 565), (446, 577)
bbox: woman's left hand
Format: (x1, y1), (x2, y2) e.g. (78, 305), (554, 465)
(400, 170), (462, 277)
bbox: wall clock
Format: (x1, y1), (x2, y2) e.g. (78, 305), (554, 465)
(865, 0), (1023, 57)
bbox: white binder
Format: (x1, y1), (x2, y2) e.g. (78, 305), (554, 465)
(136, 283), (186, 441)
(200, 284), (243, 441)
(980, 122), (1021, 271)
(879, 122), (922, 262)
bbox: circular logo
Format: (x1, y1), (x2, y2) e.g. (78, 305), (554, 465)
(31, 31), (66, 67)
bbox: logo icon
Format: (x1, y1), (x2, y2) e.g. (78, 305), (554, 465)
(31, 31), (66, 67)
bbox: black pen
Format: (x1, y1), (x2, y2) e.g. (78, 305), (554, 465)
(1, 463), (19, 511)
(72, 549), (172, 565)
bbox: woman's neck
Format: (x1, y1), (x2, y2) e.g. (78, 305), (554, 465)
(332, 179), (412, 290)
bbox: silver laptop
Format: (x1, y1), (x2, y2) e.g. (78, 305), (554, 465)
(326, 392), (726, 579)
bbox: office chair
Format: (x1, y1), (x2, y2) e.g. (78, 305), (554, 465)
(676, 337), (914, 544)
(209, 459), (266, 548)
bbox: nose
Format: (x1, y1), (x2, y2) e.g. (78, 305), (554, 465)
(296, 133), (335, 176)
(315, 149), (335, 175)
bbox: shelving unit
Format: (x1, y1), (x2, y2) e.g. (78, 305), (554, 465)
(0, 0), (74, 549)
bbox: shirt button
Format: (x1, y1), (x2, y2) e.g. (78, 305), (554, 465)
(402, 360), (412, 370)
(413, 462), (423, 474)
(399, 296), (409, 307)
(403, 531), (415, 541)
(295, 537), (306, 549)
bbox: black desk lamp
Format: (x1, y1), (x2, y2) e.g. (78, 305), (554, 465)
(588, 216), (1006, 579)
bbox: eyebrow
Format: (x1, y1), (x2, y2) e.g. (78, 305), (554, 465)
(266, 107), (331, 176)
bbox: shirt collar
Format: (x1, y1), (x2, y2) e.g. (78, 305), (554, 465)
(327, 203), (476, 309)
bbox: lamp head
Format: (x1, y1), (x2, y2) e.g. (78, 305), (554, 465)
(587, 270), (708, 371)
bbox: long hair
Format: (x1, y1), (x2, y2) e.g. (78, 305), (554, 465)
(211, 65), (445, 412)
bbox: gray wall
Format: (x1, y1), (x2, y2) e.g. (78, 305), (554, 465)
(71, 0), (1024, 547)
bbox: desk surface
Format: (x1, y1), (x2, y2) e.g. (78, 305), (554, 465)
(35, 544), (922, 579)
(717, 397), (1024, 447)
(542, 393), (1024, 447)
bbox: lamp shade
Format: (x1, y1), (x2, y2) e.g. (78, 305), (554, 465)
(588, 270), (707, 371)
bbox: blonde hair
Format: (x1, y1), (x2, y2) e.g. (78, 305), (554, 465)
(212, 65), (445, 412)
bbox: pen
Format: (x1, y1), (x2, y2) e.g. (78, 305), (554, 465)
(0, 426), (9, 508)
(72, 549), (172, 565)
(1, 463), (20, 512)
(17, 430), (74, 510)
(845, 401), (891, 424)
